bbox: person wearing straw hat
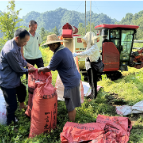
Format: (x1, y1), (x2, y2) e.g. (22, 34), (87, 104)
(73, 31), (100, 99)
(38, 34), (81, 122)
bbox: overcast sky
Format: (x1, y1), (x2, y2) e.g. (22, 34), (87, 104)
(0, 1), (143, 21)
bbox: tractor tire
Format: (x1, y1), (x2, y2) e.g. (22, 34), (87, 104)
(106, 71), (122, 81)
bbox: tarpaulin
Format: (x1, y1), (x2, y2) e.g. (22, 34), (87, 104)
(116, 100), (143, 116)
(60, 114), (132, 143)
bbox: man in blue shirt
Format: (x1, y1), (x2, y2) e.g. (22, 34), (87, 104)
(0, 29), (35, 125)
(38, 34), (81, 122)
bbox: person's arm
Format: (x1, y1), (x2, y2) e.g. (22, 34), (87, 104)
(19, 47), (33, 68)
(38, 67), (50, 73)
(27, 63), (34, 68)
(38, 53), (62, 73)
(6, 51), (27, 73)
(75, 44), (99, 58)
(7, 51), (35, 73)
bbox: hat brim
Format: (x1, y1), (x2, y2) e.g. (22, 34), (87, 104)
(42, 40), (68, 46)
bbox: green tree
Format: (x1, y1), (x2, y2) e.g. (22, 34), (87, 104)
(52, 26), (59, 36)
(77, 22), (98, 36)
(86, 22), (96, 33)
(40, 27), (46, 41)
(77, 23), (85, 36)
(0, 1), (22, 49)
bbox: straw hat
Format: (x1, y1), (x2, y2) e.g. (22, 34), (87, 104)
(42, 34), (67, 46)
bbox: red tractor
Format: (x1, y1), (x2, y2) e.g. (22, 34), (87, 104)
(94, 24), (139, 80)
(61, 23), (143, 80)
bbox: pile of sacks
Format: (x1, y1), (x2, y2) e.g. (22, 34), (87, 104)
(60, 114), (132, 143)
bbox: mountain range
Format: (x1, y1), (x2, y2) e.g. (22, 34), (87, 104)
(1, 8), (143, 39)
(17, 8), (118, 34)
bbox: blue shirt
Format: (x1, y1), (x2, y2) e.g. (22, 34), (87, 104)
(47, 46), (81, 89)
(0, 39), (28, 88)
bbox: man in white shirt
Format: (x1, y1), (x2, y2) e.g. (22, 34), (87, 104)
(21, 20), (44, 68)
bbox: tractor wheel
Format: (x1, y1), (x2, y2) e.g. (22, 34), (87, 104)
(106, 71), (122, 81)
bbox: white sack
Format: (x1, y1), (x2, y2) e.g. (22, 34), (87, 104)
(116, 100), (143, 116)
(0, 89), (7, 125)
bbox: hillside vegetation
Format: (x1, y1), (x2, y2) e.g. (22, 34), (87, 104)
(16, 8), (143, 40)
(17, 8), (118, 34)
(119, 11), (143, 40)
(1, 7), (143, 40)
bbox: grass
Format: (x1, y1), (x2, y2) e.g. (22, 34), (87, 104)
(1, 46), (143, 142)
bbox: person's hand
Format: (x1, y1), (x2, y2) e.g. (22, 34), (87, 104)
(27, 63), (33, 68)
(73, 53), (77, 57)
(28, 67), (36, 73)
(38, 67), (45, 73)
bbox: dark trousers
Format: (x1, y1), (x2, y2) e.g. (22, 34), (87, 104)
(25, 57), (44, 83)
(87, 67), (98, 98)
(1, 83), (26, 125)
(25, 58), (44, 68)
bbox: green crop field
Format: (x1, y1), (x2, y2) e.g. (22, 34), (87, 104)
(1, 46), (143, 143)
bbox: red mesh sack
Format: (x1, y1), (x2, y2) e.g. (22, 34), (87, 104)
(25, 71), (37, 117)
(60, 115), (132, 143)
(25, 93), (33, 117)
(60, 122), (105, 143)
(25, 70), (52, 117)
(29, 75), (57, 138)
(96, 114), (132, 143)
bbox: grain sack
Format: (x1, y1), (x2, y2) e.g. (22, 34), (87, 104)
(25, 70), (52, 117)
(29, 76), (57, 138)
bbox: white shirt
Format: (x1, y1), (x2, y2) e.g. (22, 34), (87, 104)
(77, 43), (100, 70)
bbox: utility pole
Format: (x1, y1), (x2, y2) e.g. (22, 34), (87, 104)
(90, 1), (92, 44)
(90, 1), (92, 33)
(85, 0), (86, 35)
